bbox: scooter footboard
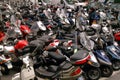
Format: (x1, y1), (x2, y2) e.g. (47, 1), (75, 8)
(59, 66), (83, 80)
(21, 66), (35, 80)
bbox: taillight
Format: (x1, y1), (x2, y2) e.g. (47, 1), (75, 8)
(70, 67), (81, 76)
(75, 55), (90, 65)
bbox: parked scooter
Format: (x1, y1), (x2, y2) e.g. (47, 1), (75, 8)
(55, 28), (101, 80)
(33, 40), (88, 80)
(100, 20), (120, 70)
(0, 49), (12, 75)
(12, 54), (37, 80)
(78, 30), (101, 80)
(86, 25), (113, 77)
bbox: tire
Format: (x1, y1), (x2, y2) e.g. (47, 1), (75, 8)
(100, 65), (113, 77)
(112, 60), (120, 70)
(87, 67), (101, 80)
(34, 77), (38, 80)
(6, 40), (14, 45)
(1, 64), (9, 75)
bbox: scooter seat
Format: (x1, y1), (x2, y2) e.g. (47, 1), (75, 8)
(48, 52), (66, 62)
(90, 36), (97, 42)
(35, 67), (55, 79)
(60, 61), (73, 70)
(70, 50), (89, 64)
(47, 61), (72, 72)
(35, 61), (73, 79)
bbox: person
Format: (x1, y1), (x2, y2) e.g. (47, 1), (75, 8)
(89, 8), (100, 25)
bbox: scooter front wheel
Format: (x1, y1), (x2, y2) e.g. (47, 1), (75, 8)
(112, 60), (120, 70)
(87, 67), (101, 80)
(100, 65), (113, 77)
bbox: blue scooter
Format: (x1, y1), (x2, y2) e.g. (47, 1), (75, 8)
(101, 23), (120, 70)
(91, 37), (113, 77)
(86, 26), (113, 77)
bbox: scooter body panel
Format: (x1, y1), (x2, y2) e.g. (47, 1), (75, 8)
(35, 62), (83, 80)
(5, 61), (13, 69)
(114, 32), (120, 41)
(88, 51), (100, 67)
(106, 45), (120, 60)
(94, 50), (112, 65)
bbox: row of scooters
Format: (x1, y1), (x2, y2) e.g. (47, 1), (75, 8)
(0, 0), (120, 80)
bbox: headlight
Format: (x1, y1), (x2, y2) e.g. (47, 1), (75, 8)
(114, 42), (118, 46)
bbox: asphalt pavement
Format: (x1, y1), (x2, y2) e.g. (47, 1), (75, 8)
(1, 69), (120, 80)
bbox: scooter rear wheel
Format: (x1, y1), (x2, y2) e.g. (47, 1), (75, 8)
(112, 60), (120, 70)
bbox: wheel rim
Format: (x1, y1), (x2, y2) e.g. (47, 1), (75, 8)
(112, 61), (120, 70)
(88, 69), (100, 80)
(101, 66), (113, 77)
(102, 67), (110, 75)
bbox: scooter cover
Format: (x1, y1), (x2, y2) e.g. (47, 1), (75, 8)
(20, 25), (31, 35)
(14, 40), (28, 50)
(0, 32), (5, 42)
(114, 32), (120, 41)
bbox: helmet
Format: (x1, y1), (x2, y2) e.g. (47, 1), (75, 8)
(91, 24), (101, 33)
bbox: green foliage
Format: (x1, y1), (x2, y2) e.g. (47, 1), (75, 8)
(114, 0), (120, 3)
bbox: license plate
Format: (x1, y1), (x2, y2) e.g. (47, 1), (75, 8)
(77, 75), (85, 80)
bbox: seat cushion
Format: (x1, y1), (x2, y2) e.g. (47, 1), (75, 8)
(35, 67), (55, 78)
(70, 50), (89, 62)
(48, 52), (66, 62)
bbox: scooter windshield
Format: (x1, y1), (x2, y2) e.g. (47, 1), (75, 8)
(31, 21), (46, 33)
(10, 15), (21, 27)
(6, 27), (17, 38)
(79, 32), (94, 50)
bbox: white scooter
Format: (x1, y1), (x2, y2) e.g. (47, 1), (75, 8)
(12, 54), (37, 80)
